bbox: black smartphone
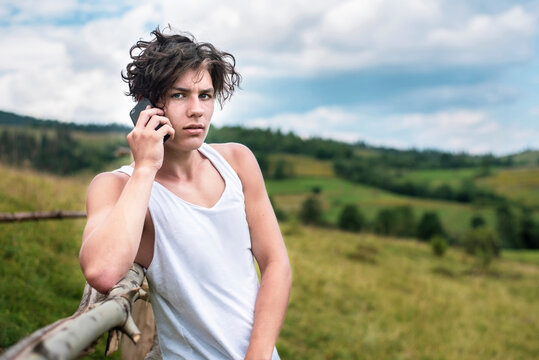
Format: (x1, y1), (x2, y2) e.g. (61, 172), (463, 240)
(129, 97), (170, 142)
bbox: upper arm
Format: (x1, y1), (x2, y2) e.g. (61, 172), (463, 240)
(213, 143), (289, 271)
(82, 171), (129, 243)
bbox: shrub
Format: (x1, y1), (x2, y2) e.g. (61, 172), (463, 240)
(391, 205), (416, 237)
(461, 227), (500, 268)
(272, 159), (295, 179)
(417, 211), (444, 241)
(470, 214), (486, 228)
(373, 206), (416, 237)
(299, 195), (323, 225)
(284, 217), (303, 236)
(338, 204), (365, 232)
(496, 203), (520, 248)
(373, 209), (395, 235)
(430, 235), (448, 257)
(519, 208), (539, 249)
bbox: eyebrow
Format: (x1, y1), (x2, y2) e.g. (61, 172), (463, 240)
(171, 87), (214, 94)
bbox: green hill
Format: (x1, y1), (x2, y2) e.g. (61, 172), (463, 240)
(1, 109), (538, 249)
(0, 165), (537, 359)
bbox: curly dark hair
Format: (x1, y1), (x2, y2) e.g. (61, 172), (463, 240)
(122, 26), (241, 108)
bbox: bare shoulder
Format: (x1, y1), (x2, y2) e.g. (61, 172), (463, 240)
(208, 142), (257, 174)
(87, 170), (130, 201)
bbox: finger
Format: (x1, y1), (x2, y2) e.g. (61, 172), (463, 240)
(156, 124), (175, 141)
(136, 107), (164, 128)
(146, 114), (171, 130)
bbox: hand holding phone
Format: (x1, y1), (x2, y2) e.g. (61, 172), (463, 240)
(129, 98), (170, 143)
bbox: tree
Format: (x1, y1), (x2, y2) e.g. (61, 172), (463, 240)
(496, 203), (520, 248)
(519, 208), (539, 249)
(338, 204), (365, 232)
(373, 209), (395, 235)
(272, 159), (294, 179)
(299, 195), (323, 225)
(462, 227), (500, 269)
(471, 214), (486, 229)
(417, 211), (444, 241)
(430, 235), (448, 257)
(392, 205), (416, 237)
(432, 184), (454, 201)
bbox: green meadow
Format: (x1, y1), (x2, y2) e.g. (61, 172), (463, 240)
(267, 176), (497, 236)
(280, 226), (539, 359)
(1, 164), (538, 359)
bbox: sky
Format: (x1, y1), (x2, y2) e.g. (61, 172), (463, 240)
(0, 0), (538, 156)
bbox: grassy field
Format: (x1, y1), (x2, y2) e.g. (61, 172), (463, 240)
(266, 177), (497, 240)
(373, 165), (539, 210)
(265, 154), (539, 237)
(280, 225), (539, 359)
(395, 168), (482, 189)
(0, 165), (119, 359)
(478, 167), (539, 209)
(267, 153), (335, 178)
(1, 164), (538, 359)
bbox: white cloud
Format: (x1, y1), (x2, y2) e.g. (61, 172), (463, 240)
(0, 0), (79, 22)
(244, 106), (363, 143)
(384, 109), (533, 154)
(241, 106), (536, 155)
(0, 0), (536, 156)
(426, 6), (537, 64)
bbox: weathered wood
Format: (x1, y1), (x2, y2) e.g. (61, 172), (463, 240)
(0, 211), (86, 223)
(0, 264), (146, 360)
(121, 294), (157, 360)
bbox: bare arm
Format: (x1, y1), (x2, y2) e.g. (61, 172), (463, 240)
(79, 107), (174, 293)
(216, 143), (292, 360)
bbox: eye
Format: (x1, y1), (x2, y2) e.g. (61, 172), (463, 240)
(172, 93), (185, 99)
(200, 93), (213, 100)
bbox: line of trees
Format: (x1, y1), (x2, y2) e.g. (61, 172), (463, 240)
(292, 193), (539, 250)
(333, 158), (505, 206)
(0, 127), (122, 174)
(1, 109), (528, 177)
(0, 110), (131, 133)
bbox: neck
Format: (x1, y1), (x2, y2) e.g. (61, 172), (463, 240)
(158, 145), (203, 181)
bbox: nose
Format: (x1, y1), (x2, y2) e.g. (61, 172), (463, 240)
(186, 96), (203, 118)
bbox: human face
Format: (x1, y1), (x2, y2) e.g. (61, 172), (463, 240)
(163, 67), (215, 150)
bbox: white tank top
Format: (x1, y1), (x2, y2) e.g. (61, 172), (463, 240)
(115, 143), (280, 360)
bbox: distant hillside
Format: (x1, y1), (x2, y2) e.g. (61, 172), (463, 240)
(503, 149), (539, 167)
(1, 109), (537, 209)
(0, 111), (129, 175)
(0, 110), (130, 133)
(2, 109), (537, 166)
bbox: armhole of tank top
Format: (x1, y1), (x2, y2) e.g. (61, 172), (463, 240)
(200, 144), (243, 191)
(144, 206), (157, 274)
(113, 165), (134, 177)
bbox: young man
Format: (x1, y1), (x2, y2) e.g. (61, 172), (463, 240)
(79, 27), (291, 360)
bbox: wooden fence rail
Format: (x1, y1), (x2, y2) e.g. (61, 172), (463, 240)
(0, 211), (86, 223)
(0, 264), (159, 360)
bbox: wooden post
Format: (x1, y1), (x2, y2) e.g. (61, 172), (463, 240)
(0, 211), (86, 223)
(0, 264), (149, 360)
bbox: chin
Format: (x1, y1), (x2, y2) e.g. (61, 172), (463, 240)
(171, 136), (206, 151)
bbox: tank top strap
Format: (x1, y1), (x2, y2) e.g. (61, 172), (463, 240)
(114, 165), (134, 176)
(198, 143), (243, 192)
(112, 145), (243, 192)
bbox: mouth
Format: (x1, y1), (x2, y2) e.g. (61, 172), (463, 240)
(183, 124), (204, 130)
(183, 124), (205, 135)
